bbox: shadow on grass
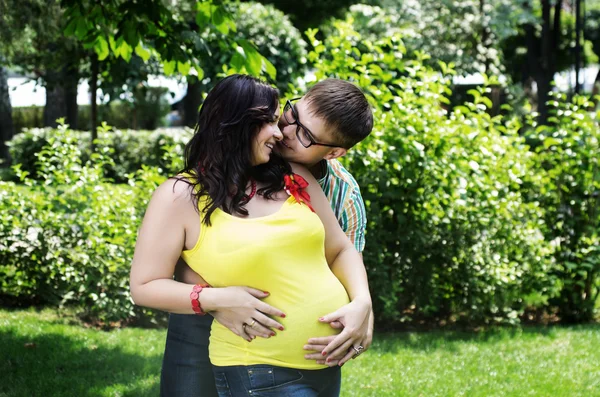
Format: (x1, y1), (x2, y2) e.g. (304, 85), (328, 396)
(0, 328), (162, 397)
(370, 323), (600, 355)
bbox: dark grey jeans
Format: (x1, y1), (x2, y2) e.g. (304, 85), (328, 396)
(160, 313), (218, 397)
(212, 365), (341, 397)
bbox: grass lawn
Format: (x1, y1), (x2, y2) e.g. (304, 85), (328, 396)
(1, 308), (599, 397)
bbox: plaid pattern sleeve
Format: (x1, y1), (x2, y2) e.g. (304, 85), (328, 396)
(317, 159), (367, 253)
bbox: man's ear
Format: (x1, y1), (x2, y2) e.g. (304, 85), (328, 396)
(323, 147), (347, 160)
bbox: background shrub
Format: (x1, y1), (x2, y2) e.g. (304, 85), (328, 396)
(305, 21), (560, 326)
(524, 94), (600, 323)
(0, 124), (167, 324)
(7, 127), (192, 183)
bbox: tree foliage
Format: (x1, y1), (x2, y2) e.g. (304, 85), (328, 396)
(195, 2), (307, 92)
(60, 0), (276, 81)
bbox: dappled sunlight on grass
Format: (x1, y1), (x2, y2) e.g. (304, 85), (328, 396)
(1, 309), (598, 397)
(342, 326), (600, 396)
(1, 309), (163, 397)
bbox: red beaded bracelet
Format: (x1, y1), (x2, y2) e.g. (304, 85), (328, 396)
(190, 284), (210, 315)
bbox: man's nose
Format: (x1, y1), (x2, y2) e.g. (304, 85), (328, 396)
(279, 123), (296, 141)
(278, 117), (289, 130)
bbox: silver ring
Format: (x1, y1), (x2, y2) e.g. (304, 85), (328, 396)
(351, 345), (365, 359)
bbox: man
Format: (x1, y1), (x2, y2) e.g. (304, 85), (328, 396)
(160, 78), (374, 397)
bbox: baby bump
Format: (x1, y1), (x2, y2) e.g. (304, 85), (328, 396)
(210, 278), (350, 369)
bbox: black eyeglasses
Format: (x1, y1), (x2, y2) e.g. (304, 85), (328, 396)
(283, 98), (340, 148)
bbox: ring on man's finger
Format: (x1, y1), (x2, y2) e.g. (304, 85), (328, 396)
(249, 319), (257, 328)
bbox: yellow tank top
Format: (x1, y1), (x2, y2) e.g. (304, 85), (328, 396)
(181, 192), (350, 369)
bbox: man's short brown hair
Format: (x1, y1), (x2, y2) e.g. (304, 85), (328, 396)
(304, 79), (373, 149)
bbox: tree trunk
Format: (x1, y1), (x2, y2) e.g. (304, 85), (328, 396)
(575, 0), (582, 94)
(183, 78), (202, 127)
(0, 66), (14, 164)
(479, 0), (489, 74)
(90, 54), (98, 153)
(43, 71), (67, 128)
(65, 68), (79, 130)
(535, 0), (561, 125)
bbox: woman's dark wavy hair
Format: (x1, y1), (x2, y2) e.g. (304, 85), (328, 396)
(176, 74), (291, 225)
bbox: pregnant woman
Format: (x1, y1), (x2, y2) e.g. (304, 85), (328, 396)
(130, 74), (371, 396)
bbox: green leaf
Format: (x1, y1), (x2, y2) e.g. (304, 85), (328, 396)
(75, 18), (88, 38)
(64, 19), (78, 37)
(95, 36), (110, 61)
(264, 58), (277, 80)
(196, 3), (210, 27)
(194, 66), (205, 81)
(135, 43), (151, 62)
(239, 40), (261, 76)
(163, 60), (176, 76)
(481, 97), (493, 109)
(467, 89), (480, 100)
(177, 61), (191, 76)
(543, 138), (561, 149)
(109, 36), (117, 52)
(230, 51), (246, 73)
(119, 42), (133, 62)
(213, 7), (230, 35)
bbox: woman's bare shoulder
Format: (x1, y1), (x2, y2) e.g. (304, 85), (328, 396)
(149, 176), (196, 212)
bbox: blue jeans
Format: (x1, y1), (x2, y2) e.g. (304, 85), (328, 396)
(212, 365), (341, 397)
(160, 313), (218, 397)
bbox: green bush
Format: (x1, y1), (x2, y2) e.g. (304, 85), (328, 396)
(0, 124), (167, 323)
(306, 21), (560, 326)
(7, 127), (191, 183)
(12, 106), (44, 133)
(524, 94), (600, 322)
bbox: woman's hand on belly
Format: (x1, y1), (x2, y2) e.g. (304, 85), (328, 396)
(203, 286), (286, 341)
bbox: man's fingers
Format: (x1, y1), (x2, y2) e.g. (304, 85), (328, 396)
(307, 336), (335, 345)
(337, 349), (356, 366)
(325, 338), (354, 362)
(303, 344), (327, 352)
(320, 331), (348, 356)
(304, 352), (325, 360)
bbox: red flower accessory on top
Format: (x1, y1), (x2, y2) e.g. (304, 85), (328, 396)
(284, 173), (315, 212)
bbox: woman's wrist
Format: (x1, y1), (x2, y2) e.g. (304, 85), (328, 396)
(196, 287), (220, 312)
